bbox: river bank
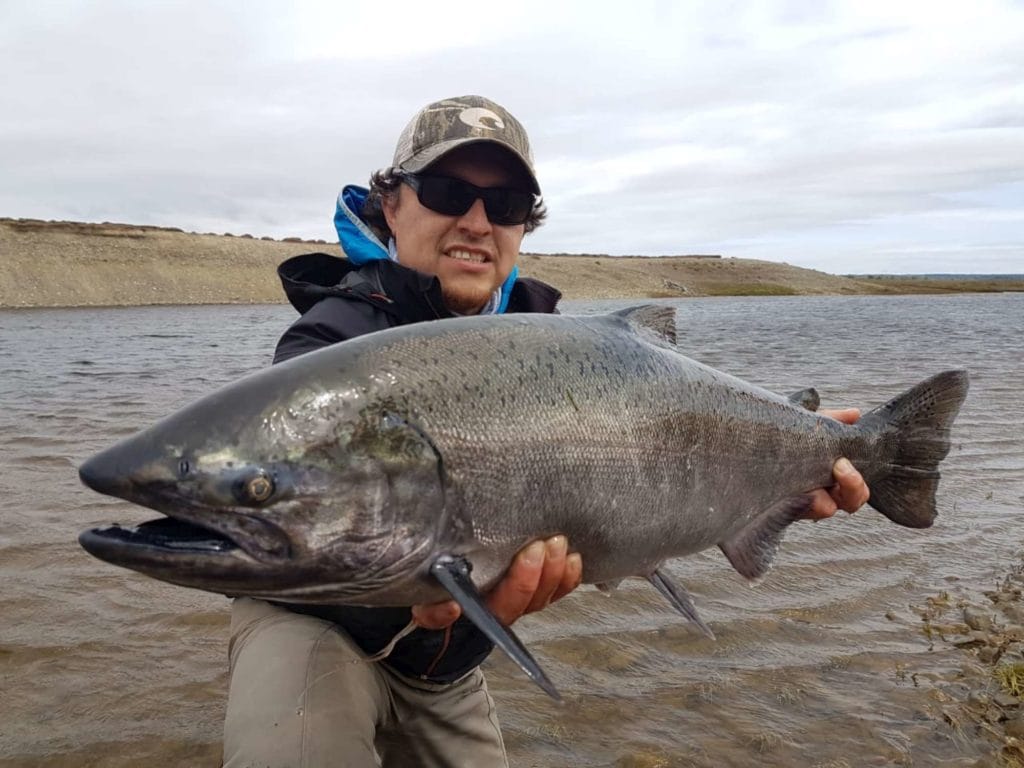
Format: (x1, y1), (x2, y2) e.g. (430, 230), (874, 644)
(2, 218), (1022, 308)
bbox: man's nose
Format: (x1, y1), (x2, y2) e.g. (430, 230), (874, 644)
(456, 198), (492, 235)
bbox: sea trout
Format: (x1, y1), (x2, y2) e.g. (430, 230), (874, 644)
(78, 306), (969, 698)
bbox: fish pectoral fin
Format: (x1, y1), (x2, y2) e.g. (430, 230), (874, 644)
(429, 555), (562, 702)
(647, 567), (715, 640)
(595, 579), (623, 593)
(786, 387), (820, 411)
(719, 494), (815, 581)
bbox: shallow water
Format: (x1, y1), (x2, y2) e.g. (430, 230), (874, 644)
(1, 293), (1022, 767)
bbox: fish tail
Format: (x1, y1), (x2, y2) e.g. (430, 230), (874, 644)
(857, 369), (969, 528)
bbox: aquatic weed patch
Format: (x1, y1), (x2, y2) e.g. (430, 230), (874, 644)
(995, 664), (1024, 699)
(914, 555), (1024, 765)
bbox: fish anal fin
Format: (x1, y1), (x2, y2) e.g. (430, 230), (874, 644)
(430, 555), (561, 702)
(719, 495), (815, 581)
(614, 305), (677, 345)
(647, 567), (715, 640)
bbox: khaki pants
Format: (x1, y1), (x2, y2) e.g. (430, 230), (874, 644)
(222, 598), (509, 768)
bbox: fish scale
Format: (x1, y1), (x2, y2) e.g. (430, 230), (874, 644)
(351, 313), (844, 583)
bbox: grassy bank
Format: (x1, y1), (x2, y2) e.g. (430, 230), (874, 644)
(2, 218), (1021, 308)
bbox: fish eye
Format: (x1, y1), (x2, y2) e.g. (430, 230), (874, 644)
(178, 458), (191, 477)
(235, 472), (275, 505)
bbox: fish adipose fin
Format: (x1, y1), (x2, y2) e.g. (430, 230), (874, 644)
(719, 495), (816, 581)
(647, 567), (715, 640)
(430, 555), (562, 702)
(614, 305), (677, 345)
(787, 387), (820, 411)
(858, 369), (969, 529)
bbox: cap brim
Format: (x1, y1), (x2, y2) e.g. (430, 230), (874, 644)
(399, 138), (541, 195)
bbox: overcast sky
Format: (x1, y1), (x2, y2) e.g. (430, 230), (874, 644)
(2, 1), (1022, 274)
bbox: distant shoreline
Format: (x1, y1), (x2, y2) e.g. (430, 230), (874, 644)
(2, 218), (1022, 309)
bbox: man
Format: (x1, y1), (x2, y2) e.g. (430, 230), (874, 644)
(222, 95), (869, 768)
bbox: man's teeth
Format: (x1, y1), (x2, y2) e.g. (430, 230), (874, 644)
(447, 250), (486, 263)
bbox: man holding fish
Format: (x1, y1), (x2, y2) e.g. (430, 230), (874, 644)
(219, 95), (870, 767)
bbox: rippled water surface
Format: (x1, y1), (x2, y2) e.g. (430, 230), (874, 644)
(2, 294), (1022, 767)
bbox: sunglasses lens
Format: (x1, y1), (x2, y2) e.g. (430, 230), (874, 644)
(415, 177), (471, 216)
(483, 190), (534, 225)
(409, 175), (533, 225)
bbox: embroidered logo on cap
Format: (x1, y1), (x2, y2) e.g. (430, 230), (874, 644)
(459, 107), (505, 131)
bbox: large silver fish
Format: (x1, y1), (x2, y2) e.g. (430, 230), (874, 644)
(78, 306), (969, 699)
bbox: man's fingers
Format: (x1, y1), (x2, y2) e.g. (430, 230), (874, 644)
(411, 600), (461, 630)
(831, 457), (870, 512)
(550, 552), (583, 603)
(523, 536), (568, 614)
(806, 488), (839, 520)
(806, 458), (871, 520)
(813, 410), (869, 517)
(413, 537), (583, 631)
(485, 540), (545, 625)
(821, 407), (861, 425)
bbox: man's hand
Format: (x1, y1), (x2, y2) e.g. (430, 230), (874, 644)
(807, 408), (871, 520)
(412, 536), (583, 630)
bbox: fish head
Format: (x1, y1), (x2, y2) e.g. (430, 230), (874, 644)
(78, 367), (447, 605)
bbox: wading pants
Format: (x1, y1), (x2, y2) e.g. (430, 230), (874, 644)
(222, 598), (509, 768)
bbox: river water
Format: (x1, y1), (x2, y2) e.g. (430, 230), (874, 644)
(1, 293), (1022, 767)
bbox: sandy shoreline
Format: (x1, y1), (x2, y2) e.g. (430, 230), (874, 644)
(2, 218), (1022, 309)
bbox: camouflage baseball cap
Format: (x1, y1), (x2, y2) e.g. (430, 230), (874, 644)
(392, 95), (540, 194)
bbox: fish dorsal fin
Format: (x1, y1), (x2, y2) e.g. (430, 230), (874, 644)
(613, 305), (677, 345)
(719, 495), (815, 581)
(787, 387), (820, 411)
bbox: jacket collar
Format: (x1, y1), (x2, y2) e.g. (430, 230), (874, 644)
(277, 251), (560, 320)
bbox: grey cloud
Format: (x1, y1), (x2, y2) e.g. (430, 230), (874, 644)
(2, 1), (1023, 273)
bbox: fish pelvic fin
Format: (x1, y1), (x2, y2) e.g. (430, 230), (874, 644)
(613, 305), (677, 345)
(787, 387), (820, 411)
(647, 568), (715, 640)
(858, 369), (970, 528)
(719, 495), (816, 581)
(430, 556), (562, 702)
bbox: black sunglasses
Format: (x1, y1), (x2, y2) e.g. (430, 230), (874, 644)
(395, 172), (536, 226)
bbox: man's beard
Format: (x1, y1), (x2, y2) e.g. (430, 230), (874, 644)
(442, 284), (492, 315)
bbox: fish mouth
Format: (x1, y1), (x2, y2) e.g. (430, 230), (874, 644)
(77, 514), (307, 598)
(80, 501), (293, 565)
(77, 517), (385, 603)
(80, 517), (241, 557)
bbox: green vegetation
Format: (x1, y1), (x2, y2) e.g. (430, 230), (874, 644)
(857, 277), (1024, 294)
(994, 663), (1024, 698)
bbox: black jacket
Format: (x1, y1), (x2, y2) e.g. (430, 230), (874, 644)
(271, 252), (561, 683)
